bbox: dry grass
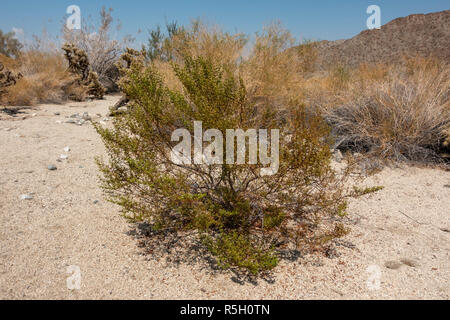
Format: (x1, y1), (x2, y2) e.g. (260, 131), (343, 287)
(240, 23), (305, 102)
(322, 57), (450, 161)
(0, 51), (85, 106)
(165, 20), (247, 70)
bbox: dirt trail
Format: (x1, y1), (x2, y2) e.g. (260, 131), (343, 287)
(0, 96), (449, 299)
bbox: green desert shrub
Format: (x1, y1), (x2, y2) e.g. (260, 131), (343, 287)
(96, 54), (349, 276)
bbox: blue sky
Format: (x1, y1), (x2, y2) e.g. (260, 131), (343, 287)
(1, 0), (449, 46)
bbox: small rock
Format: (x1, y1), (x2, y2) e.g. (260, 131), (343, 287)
(100, 121), (107, 126)
(20, 194), (33, 200)
(333, 150), (343, 163)
(31, 113), (37, 117)
(47, 164), (57, 171)
(401, 258), (419, 268)
(77, 119), (85, 126)
(55, 120), (62, 124)
(54, 112), (61, 116)
(325, 247), (340, 259)
(64, 147), (70, 152)
(93, 200), (99, 204)
(82, 112), (91, 121)
(385, 261), (402, 270)
(70, 113), (79, 118)
(59, 154), (68, 160)
(65, 119), (76, 124)
(440, 228), (450, 233)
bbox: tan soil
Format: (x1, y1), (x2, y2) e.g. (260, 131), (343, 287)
(0, 96), (449, 299)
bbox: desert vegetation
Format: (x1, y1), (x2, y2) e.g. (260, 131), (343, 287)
(1, 10), (448, 277)
(0, 7), (126, 106)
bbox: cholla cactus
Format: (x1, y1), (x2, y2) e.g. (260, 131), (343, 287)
(62, 43), (105, 99)
(110, 48), (145, 114)
(115, 48), (144, 76)
(62, 43), (90, 81)
(86, 71), (106, 99)
(0, 62), (22, 96)
(442, 127), (450, 150)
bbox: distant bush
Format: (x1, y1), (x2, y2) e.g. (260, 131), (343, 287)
(96, 53), (349, 276)
(0, 29), (23, 58)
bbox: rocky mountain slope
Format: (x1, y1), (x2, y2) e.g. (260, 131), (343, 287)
(314, 10), (450, 69)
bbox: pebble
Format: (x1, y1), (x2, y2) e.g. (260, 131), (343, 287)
(385, 261), (403, 270)
(82, 112), (91, 121)
(64, 147), (71, 152)
(400, 258), (419, 268)
(60, 154), (69, 160)
(54, 112), (61, 116)
(20, 194), (33, 200)
(93, 200), (99, 204)
(65, 119), (76, 124)
(47, 164), (57, 171)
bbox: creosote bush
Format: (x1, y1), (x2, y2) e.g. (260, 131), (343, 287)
(96, 54), (350, 276)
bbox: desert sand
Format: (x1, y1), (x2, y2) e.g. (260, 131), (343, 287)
(0, 95), (449, 299)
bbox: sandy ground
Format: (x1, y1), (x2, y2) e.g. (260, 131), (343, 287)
(0, 95), (449, 300)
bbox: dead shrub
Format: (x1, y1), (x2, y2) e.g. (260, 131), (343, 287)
(325, 58), (450, 162)
(0, 51), (82, 106)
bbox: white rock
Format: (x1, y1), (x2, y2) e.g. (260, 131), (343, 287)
(20, 194), (33, 200)
(64, 147), (71, 152)
(333, 150), (343, 163)
(60, 154), (69, 160)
